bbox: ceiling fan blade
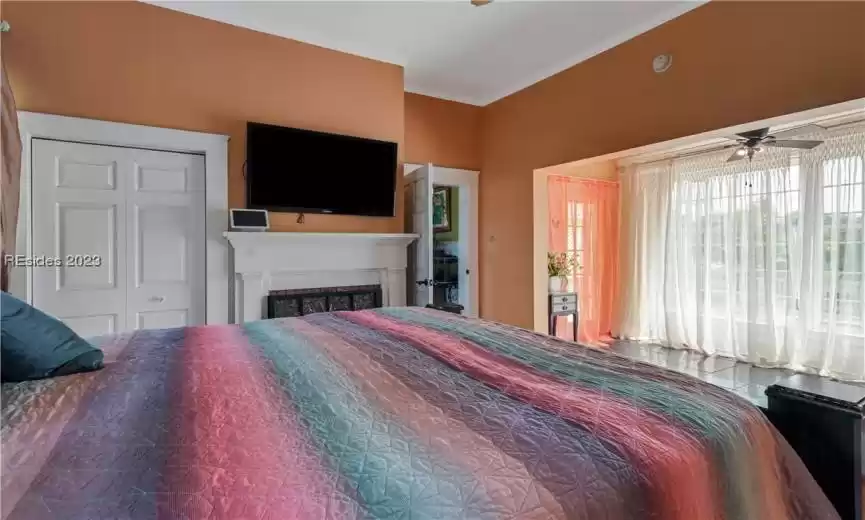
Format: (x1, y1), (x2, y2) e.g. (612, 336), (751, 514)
(769, 124), (826, 140)
(736, 127), (770, 140)
(727, 148), (746, 162)
(763, 139), (824, 150)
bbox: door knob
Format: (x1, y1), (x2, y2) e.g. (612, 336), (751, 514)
(416, 279), (431, 286)
(149, 296), (165, 303)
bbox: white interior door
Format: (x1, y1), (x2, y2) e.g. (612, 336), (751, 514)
(404, 164), (433, 307)
(31, 139), (206, 336)
(32, 140), (128, 336)
(126, 148), (206, 330)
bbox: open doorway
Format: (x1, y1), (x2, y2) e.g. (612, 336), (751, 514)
(534, 159), (620, 344)
(404, 164), (479, 317)
(432, 184), (461, 310)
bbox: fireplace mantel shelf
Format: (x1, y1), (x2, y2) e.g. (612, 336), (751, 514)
(224, 231), (417, 323)
(224, 231), (419, 248)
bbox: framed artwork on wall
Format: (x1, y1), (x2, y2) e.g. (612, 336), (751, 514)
(432, 186), (451, 232)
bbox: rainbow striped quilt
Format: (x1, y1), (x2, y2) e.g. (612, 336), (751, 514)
(2, 308), (838, 519)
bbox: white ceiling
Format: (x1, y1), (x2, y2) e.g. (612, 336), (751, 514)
(149, 0), (703, 106)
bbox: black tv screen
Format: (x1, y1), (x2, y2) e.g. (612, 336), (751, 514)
(246, 122), (398, 217)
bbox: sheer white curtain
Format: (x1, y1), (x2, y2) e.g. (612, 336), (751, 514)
(617, 125), (865, 381)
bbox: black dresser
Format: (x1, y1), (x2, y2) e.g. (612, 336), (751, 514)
(766, 375), (865, 520)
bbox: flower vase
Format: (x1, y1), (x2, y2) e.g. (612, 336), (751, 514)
(548, 276), (567, 293)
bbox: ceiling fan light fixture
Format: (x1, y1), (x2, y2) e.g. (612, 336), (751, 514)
(728, 126), (825, 153)
(736, 148), (747, 156)
(471, 0), (492, 6)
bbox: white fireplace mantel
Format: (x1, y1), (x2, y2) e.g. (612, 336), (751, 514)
(224, 232), (418, 322)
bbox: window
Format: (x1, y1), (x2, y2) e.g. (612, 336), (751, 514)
(673, 146), (863, 336)
(566, 201), (585, 293)
(700, 165), (802, 320)
(819, 155), (863, 331)
(565, 202), (585, 326)
(682, 162), (802, 323)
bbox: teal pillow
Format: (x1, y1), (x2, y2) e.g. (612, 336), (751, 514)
(1, 291), (104, 382)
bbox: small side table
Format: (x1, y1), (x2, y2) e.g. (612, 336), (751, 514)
(548, 292), (578, 341)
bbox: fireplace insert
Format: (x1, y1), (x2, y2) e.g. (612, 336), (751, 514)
(267, 285), (382, 319)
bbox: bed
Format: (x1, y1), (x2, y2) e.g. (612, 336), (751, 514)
(2, 307), (839, 519)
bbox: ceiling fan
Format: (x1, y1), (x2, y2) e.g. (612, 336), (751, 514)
(470, 0), (493, 6)
(725, 124), (825, 162)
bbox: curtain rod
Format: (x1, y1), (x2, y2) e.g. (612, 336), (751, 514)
(548, 174), (619, 186)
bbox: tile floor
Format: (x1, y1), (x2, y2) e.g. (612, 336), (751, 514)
(608, 340), (826, 408)
(609, 340), (865, 505)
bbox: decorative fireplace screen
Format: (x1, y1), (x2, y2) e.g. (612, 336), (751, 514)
(267, 284), (382, 319)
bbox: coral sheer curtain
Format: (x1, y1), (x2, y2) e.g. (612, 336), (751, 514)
(0, 53), (21, 292)
(548, 175), (619, 344)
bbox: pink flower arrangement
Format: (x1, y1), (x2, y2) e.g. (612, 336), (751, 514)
(547, 252), (574, 278)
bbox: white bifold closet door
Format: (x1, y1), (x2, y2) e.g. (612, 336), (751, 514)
(31, 139), (206, 337)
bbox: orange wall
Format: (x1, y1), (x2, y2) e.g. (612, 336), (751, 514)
(404, 93), (482, 170)
(481, 1), (865, 328)
(3, 1), (405, 233)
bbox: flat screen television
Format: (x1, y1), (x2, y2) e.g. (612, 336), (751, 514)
(245, 122), (398, 217)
